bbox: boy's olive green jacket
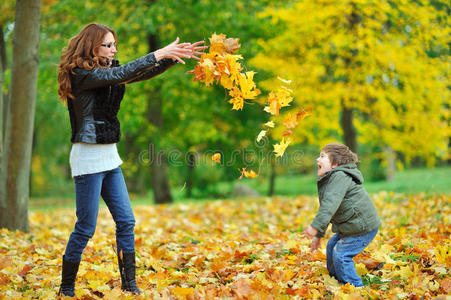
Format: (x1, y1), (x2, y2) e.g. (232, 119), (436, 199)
(311, 163), (381, 238)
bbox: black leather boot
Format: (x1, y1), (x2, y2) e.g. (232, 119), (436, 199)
(118, 251), (142, 294)
(58, 255), (80, 297)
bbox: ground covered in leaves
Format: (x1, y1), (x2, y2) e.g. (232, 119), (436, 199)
(0, 192), (450, 299)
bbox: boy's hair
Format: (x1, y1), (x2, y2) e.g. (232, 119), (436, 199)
(322, 143), (359, 166)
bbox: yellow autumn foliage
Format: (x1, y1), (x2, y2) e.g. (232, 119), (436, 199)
(252, 0), (450, 164)
(0, 193), (449, 298)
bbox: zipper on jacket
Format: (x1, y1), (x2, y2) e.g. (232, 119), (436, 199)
(108, 86), (112, 100)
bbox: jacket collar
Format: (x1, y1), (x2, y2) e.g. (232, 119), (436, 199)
(317, 163), (357, 183)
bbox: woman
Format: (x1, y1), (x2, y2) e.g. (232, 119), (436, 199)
(57, 23), (206, 296)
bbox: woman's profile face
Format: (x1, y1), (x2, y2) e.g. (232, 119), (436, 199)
(97, 32), (117, 62)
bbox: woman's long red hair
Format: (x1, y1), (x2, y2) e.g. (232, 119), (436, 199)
(57, 23), (117, 100)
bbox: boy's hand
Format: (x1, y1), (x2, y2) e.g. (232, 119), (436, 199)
(310, 237), (321, 251)
(303, 225), (318, 239)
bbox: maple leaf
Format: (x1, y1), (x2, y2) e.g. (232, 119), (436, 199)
(173, 287), (195, 297)
(228, 71), (260, 110)
(245, 169), (259, 178)
(226, 54), (244, 84)
(273, 137), (292, 157)
(277, 76), (292, 84)
(442, 277), (451, 294)
(211, 153), (221, 163)
(0, 257), (12, 270)
(264, 91), (281, 115)
(278, 89), (293, 107)
(264, 121), (275, 128)
(355, 252), (385, 270)
(238, 168), (259, 180)
(264, 88), (293, 116)
(296, 107), (312, 121)
(257, 130), (267, 142)
(224, 37), (241, 54)
(282, 130), (293, 136)
(217, 54), (243, 89)
(209, 32), (227, 45)
(283, 112), (298, 129)
(18, 265), (32, 278)
(229, 87), (244, 110)
(238, 71), (261, 100)
(210, 42), (226, 54)
(233, 278), (253, 298)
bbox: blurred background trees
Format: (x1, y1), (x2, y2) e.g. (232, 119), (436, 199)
(252, 0), (450, 180)
(1, 0), (449, 213)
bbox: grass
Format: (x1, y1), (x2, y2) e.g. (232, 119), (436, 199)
(172, 165), (451, 199)
(29, 165), (451, 210)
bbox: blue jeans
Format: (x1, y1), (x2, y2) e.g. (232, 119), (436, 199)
(326, 228), (378, 287)
(64, 167), (136, 262)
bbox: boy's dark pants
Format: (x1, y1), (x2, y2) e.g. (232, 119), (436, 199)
(326, 228), (378, 286)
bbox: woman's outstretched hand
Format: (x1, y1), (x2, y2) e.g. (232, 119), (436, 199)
(185, 40), (208, 61)
(154, 38), (208, 64)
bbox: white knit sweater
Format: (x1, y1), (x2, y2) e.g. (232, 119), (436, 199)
(70, 143), (123, 177)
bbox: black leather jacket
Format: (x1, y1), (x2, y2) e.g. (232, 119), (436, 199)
(67, 53), (175, 144)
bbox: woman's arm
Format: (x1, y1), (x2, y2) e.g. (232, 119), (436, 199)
(124, 58), (176, 84)
(72, 53), (162, 90)
(124, 40), (207, 84)
(72, 38), (204, 90)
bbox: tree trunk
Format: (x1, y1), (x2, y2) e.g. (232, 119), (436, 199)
(268, 159), (276, 196)
(185, 152), (195, 198)
(146, 33), (173, 204)
(385, 145), (396, 182)
(340, 3), (359, 154)
(0, 0), (42, 232)
(0, 26), (5, 165)
(149, 143), (173, 204)
(341, 101), (357, 153)
(0, 26), (5, 210)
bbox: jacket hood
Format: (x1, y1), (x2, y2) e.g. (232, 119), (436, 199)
(322, 163), (364, 184)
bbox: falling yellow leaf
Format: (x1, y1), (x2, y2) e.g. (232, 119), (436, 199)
(212, 153), (221, 163)
(192, 33), (256, 110)
(283, 112), (298, 129)
(264, 121), (275, 128)
(277, 76), (292, 84)
(257, 130), (267, 142)
(273, 137), (292, 157)
(238, 168), (259, 180)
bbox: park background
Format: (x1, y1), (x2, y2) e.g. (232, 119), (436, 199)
(0, 0), (450, 298)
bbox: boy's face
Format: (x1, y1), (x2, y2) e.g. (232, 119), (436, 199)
(316, 151), (337, 176)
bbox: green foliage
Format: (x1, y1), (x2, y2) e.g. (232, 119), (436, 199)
(3, 0), (448, 197)
(24, 0), (283, 196)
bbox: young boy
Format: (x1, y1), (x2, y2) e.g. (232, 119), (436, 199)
(303, 143), (380, 287)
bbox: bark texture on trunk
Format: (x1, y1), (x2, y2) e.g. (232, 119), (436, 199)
(146, 33), (173, 204)
(341, 102), (357, 153)
(268, 159), (276, 196)
(0, 0), (42, 231)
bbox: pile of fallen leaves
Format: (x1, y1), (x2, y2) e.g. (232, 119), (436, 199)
(0, 192), (449, 299)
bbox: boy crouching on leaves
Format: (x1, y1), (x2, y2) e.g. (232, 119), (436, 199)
(303, 143), (380, 287)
